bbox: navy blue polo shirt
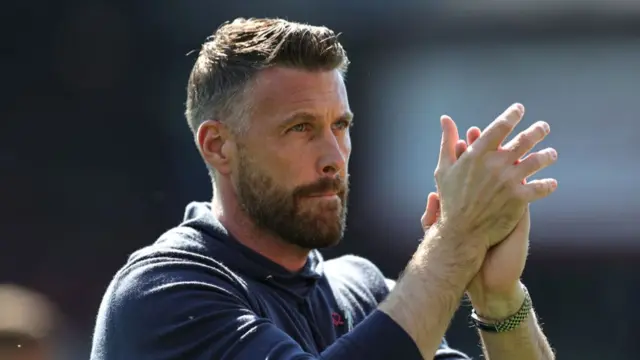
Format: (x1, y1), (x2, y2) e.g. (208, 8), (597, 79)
(90, 202), (469, 360)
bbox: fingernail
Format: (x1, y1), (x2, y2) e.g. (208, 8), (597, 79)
(514, 103), (525, 113)
(550, 180), (558, 190)
(549, 149), (558, 160)
(543, 122), (550, 134)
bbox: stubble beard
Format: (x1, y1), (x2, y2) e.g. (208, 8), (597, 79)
(235, 147), (349, 250)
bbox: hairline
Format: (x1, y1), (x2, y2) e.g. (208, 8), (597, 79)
(224, 66), (348, 135)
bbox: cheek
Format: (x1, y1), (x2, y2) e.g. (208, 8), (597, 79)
(287, 156), (317, 185)
(261, 148), (309, 188)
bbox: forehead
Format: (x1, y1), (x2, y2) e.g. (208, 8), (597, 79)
(249, 67), (349, 124)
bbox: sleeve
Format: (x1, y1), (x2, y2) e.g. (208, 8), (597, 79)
(98, 260), (425, 360)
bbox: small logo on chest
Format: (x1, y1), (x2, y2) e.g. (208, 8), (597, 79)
(331, 312), (344, 326)
(331, 310), (353, 331)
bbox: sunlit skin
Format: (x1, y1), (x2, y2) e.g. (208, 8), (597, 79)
(197, 67), (353, 271)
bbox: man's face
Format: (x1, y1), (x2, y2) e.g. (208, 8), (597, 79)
(232, 67), (352, 250)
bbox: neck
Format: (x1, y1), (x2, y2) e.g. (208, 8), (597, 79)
(211, 186), (309, 272)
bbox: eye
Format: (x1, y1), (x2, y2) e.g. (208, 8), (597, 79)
(332, 120), (352, 131)
(289, 123), (310, 133)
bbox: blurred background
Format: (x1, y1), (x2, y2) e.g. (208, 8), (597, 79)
(3, 1), (640, 359)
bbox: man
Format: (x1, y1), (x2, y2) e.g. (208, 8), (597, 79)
(90, 18), (558, 359)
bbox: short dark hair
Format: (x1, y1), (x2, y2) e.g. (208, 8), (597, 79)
(185, 18), (350, 134)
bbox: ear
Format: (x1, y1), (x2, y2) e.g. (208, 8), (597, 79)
(196, 120), (235, 176)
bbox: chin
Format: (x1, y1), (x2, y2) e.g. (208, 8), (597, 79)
(289, 225), (344, 250)
(312, 227), (345, 249)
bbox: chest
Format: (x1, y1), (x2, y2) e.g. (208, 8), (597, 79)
(247, 280), (370, 355)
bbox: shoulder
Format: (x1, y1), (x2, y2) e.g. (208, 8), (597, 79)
(91, 227), (254, 359)
(105, 226), (253, 313)
(323, 254), (391, 305)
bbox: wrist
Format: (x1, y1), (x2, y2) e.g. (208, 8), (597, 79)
(426, 222), (486, 278)
(392, 224), (486, 310)
(468, 282), (525, 321)
(381, 225), (482, 358)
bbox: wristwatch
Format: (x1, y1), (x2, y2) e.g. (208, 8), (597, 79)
(470, 285), (533, 333)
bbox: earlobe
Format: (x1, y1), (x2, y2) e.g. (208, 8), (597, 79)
(197, 120), (234, 176)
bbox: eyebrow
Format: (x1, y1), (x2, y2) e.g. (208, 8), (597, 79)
(279, 111), (354, 130)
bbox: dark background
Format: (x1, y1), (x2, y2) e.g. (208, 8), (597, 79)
(3, 1), (640, 359)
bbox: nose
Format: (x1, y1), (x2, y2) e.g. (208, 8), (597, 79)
(317, 132), (347, 177)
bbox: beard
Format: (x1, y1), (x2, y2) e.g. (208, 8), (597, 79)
(235, 146), (349, 250)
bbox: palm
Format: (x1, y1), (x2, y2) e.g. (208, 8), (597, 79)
(469, 207), (529, 295)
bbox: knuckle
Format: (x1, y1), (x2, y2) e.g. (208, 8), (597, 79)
(533, 182), (549, 197)
(530, 153), (545, 168)
(501, 171), (519, 190)
(521, 154), (542, 173)
(496, 119), (512, 133)
(514, 185), (531, 202)
(530, 180), (549, 196)
(433, 167), (444, 180)
(504, 107), (522, 122)
(464, 146), (480, 160)
(530, 181), (542, 193)
(485, 155), (504, 175)
(517, 133), (533, 149)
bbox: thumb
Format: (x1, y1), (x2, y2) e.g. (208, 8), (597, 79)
(421, 192), (441, 230)
(437, 115), (459, 170)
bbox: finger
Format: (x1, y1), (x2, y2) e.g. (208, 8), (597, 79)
(421, 192), (441, 228)
(503, 121), (550, 160)
(437, 116), (460, 169)
(466, 126), (481, 146)
(514, 158), (525, 184)
(514, 147), (558, 180)
(517, 178), (558, 202)
(455, 140), (468, 159)
(472, 103), (525, 153)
